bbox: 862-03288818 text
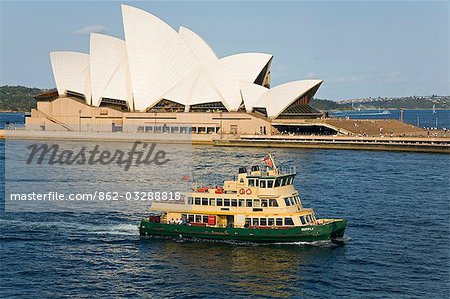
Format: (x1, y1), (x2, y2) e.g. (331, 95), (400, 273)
(9, 191), (183, 201)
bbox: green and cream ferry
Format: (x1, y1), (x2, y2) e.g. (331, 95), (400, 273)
(140, 154), (347, 243)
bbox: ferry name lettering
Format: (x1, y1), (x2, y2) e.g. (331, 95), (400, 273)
(301, 227), (314, 231)
(26, 141), (170, 171)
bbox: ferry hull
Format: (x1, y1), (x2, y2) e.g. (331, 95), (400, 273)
(139, 219), (347, 243)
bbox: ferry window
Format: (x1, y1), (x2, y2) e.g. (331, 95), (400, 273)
(274, 178), (281, 187)
(276, 218), (283, 226)
(209, 198), (216, 206)
(195, 215), (201, 223)
(224, 199), (230, 206)
(306, 215), (312, 223)
(289, 197), (295, 206)
(248, 179), (255, 187)
(289, 176), (294, 185)
(252, 218), (259, 226)
(300, 216), (306, 225)
(284, 198), (291, 206)
(231, 199), (238, 207)
(282, 177), (288, 186)
(246, 199), (253, 207)
(203, 215), (208, 223)
(312, 214), (316, 221)
(268, 218), (274, 226)
(188, 215), (195, 223)
(202, 198), (208, 205)
(284, 217), (294, 226)
(245, 218), (251, 224)
(253, 199), (261, 207)
(181, 214), (187, 220)
(260, 180), (266, 188)
(269, 199), (279, 207)
(267, 180), (274, 188)
(261, 199), (268, 207)
(260, 218), (267, 226)
(217, 198), (223, 206)
(255, 179), (259, 187)
(195, 197), (201, 205)
(238, 199), (245, 207)
(188, 197), (193, 204)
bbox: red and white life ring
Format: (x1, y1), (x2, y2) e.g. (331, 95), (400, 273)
(239, 188), (246, 195)
(246, 188), (252, 195)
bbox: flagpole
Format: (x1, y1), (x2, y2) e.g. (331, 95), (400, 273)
(269, 153), (278, 174)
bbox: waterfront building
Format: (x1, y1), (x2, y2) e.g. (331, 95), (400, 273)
(27, 4), (326, 136)
(27, 4), (429, 142)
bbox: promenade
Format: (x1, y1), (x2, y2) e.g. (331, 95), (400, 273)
(1, 129), (449, 153)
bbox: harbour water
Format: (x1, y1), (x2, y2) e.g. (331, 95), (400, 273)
(0, 112), (25, 129)
(1, 141), (449, 297)
(0, 112), (450, 298)
(329, 109), (450, 129)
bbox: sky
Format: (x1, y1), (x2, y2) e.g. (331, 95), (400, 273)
(0, 0), (448, 101)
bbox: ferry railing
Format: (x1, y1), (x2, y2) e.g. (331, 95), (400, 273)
(249, 165), (296, 177)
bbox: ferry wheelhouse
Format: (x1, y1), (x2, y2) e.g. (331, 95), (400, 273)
(140, 154), (347, 243)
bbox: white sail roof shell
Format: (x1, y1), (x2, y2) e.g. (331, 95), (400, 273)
(89, 33), (132, 107)
(240, 82), (269, 112)
(122, 5), (199, 111)
(49, 5), (322, 115)
(254, 80), (323, 119)
(207, 53), (273, 111)
(50, 51), (91, 104)
(162, 67), (226, 108)
(178, 26), (218, 67)
(163, 53), (272, 111)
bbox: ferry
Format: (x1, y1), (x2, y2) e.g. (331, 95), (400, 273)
(139, 154), (347, 243)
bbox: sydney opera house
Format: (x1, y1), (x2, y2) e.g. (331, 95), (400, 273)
(28, 5), (326, 138)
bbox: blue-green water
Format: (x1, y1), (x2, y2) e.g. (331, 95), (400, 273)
(0, 112), (25, 129)
(0, 112), (449, 298)
(329, 109), (450, 129)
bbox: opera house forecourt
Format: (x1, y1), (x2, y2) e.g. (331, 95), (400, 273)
(20, 4), (448, 152)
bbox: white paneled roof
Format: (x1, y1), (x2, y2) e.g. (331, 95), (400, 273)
(240, 82), (269, 113)
(89, 33), (131, 107)
(208, 53), (273, 111)
(50, 51), (91, 104)
(254, 80), (323, 119)
(122, 5), (199, 111)
(179, 26), (218, 67)
(49, 5), (322, 115)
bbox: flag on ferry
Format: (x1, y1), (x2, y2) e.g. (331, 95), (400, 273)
(262, 156), (273, 167)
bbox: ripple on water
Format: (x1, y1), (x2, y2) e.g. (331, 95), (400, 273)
(1, 146), (449, 298)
